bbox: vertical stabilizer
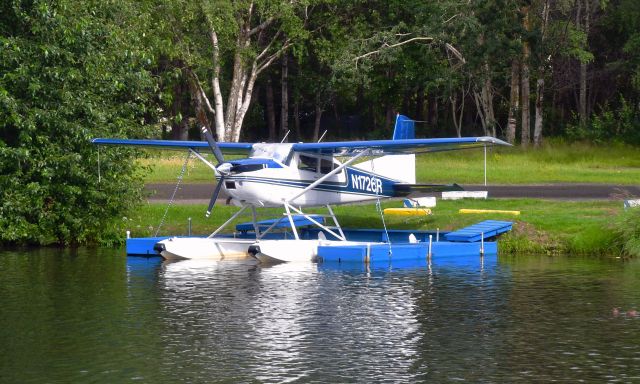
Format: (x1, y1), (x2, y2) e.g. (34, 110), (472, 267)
(392, 114), (415, 140)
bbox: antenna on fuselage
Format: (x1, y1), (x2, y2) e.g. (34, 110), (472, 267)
(280, 130), (290, 143)
(317, 130), (328, 143)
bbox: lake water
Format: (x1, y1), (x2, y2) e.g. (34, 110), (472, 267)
(1, 248), (640, 383)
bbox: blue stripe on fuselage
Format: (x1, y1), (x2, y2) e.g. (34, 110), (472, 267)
(222, 167), (397, 197)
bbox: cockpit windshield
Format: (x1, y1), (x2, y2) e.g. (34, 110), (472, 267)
(249, 143), (293, 164)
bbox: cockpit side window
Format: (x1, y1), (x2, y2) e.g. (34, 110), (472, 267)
(298, 155), (318, 172)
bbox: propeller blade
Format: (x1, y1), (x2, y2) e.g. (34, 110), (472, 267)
(200, 126), (225, 165)
(206, 176), (224, 218)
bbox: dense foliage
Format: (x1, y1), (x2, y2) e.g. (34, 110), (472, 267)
(612, 207), (640, 258)
(146, 0), (640, 145)
(0, 0), (154, 244)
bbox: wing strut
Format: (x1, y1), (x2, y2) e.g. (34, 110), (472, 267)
(286, 149), (371, 204)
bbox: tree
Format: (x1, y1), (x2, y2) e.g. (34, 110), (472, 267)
(521, 3), (532, 147)
(185, 0), (312, 142)
(533, 0), (550, 147)
(0, 0), (156, 244)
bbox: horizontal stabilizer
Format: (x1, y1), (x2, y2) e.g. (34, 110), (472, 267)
(393, 183), (464, 196)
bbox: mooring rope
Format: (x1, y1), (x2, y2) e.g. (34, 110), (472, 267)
(370, 157), (392, 256)
(155, 151), (192, 237)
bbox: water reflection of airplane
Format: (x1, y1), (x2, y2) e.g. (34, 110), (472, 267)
(126, 257), (425, 382)
(95, 115), (509, 263)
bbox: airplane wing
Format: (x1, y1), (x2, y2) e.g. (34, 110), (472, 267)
(91, 138), (253, 155)
(291, 136), (511, 156)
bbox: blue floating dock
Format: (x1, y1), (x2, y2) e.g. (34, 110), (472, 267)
(443, 220), (513, 242)
(126, 219), (513, 263)
(126, 236), (172, 256)
(317, 241), (497, 264)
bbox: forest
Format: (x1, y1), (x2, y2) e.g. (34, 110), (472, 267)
(1, 0), (639, 244)
(141, 0), (640, 145)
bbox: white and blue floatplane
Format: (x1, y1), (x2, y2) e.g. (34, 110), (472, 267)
(93, 115), (511, 263)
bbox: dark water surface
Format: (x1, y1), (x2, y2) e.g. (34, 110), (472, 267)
(1, 248), (640, 383)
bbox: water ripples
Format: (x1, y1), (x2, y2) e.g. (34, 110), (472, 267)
(2, 250), (640, 382)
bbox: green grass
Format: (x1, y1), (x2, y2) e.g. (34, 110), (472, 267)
(416, 141), (640, 184)
(126, 198), (626, 256)
(140, 142), (640, 185)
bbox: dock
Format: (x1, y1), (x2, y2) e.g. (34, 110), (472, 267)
(443, 220), (514, 242)
(126, 219), (514, 264)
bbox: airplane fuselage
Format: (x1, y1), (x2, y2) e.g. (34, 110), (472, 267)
(221, 164), (398, 207)
(217, 144), (403, 207)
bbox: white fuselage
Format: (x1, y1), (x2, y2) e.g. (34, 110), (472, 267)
(222, 166), (381, 207)
(219, 152), (402, 207)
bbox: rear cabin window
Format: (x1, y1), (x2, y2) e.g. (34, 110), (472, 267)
(320, 159), (334, 174)
(298, 155), (340, 175)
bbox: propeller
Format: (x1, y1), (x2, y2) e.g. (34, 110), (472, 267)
(201, 126), (225, 165)
(206, 178), (225, 218)
(200, 126), (228, 218)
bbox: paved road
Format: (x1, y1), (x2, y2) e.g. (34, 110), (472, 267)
(145, 183), (640, 203)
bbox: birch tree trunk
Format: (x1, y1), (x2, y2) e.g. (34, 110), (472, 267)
(521, 60), (531, 146)
(428, 94), (438, 129)
(415, 86), (425, 123)
(579, 0), (590, 126)
(450, 90), (465, 138)
(484, 76), (496, 138)
(293, 101), (301, 141)
(385, 103), (395, 132)
(209, 30), (225, 141)
(266, 78), (276, 141)
(473, 71), (496, 137)
(506, 59), (520, 144)
(280, 54), (289, 141)
(533, 0), (550, 147)
(313, 103), (323, 142)
(192, 2), (301, 142)
(521, 5), (531, 147)
(533, 77), (544, 146)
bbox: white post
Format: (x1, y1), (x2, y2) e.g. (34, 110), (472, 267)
(428, 235), (433, 260)
(366, 243), (371, 264)
(436, 228), (439, 242)
(126, 230), (130, 239)
(480, 232), (485, 256)
(484, 145), (487, 186)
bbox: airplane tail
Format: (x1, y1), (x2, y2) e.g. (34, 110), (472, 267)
(392, 114), (415, 140)
(386, 116), (467, 194)
(354, 114), (417, 183)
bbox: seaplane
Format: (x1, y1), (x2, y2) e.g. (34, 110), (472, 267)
(93, 115), (510, 263)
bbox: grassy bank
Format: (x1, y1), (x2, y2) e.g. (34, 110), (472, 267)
(125, 198), (630, 256)
(139, 142), (640, 185)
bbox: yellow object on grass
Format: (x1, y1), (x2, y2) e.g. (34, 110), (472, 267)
(459, 209), (520, 215)
(383, 208), (432, 216)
